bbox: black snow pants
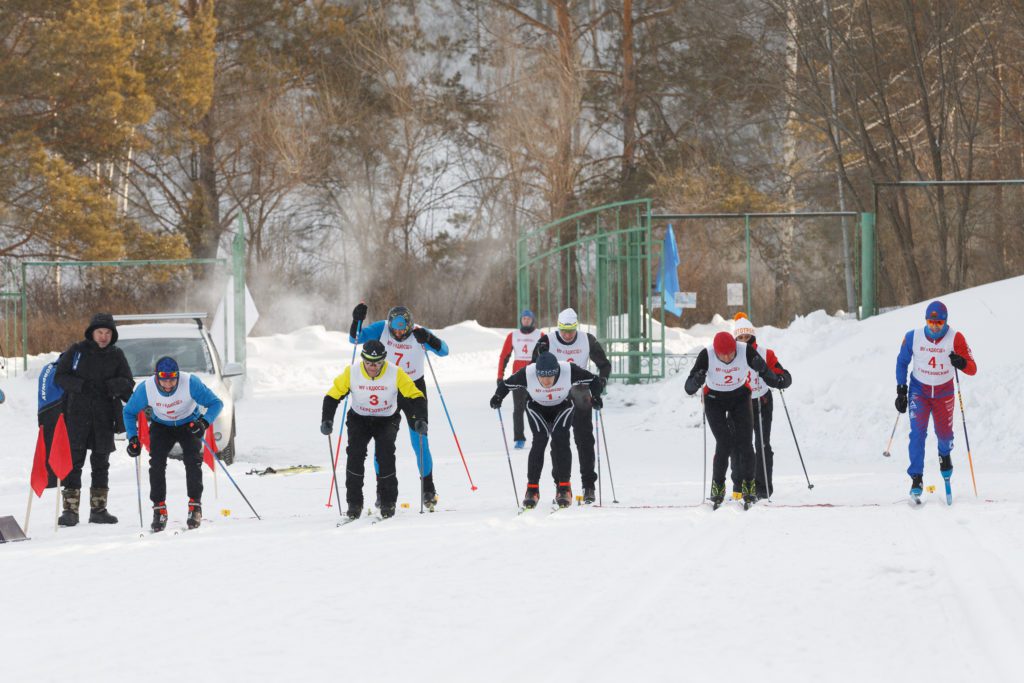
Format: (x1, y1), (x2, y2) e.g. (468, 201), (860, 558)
(569, 385), (597, 488)
(705, 388), (755, 488)
(525, 401), (574, 489)
(731, 392), (775, 497)
(148, 422), (204, 504)
(511, 387), (528, 442)
(347, 410), (402, 507)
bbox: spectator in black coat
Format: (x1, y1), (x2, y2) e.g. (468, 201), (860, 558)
(54, 313), (134, 526)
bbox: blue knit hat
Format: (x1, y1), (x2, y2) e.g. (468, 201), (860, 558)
(155, 356), (179, 378)
(520, 309), (535, 321)
(925, 300), (948, 322)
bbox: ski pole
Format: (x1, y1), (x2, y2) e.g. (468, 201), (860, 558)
(200, 439), (261, 520)
(756, 395), (770, 502)
(954, 369), (978, 497)
(595, 410), (602, 506)
(325, 434), (343, 516)
(496, 408), (521, 511)
(597, 410), (618, 503)
(882, 413), (900, 458)
(135, 452), (144, 529)
(778, 390), (814, 489)
(423, 351), (477, 491)
(327, 317), (363, 507)
(701, 394), (707, 504)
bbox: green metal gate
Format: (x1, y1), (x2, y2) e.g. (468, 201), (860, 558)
(516, 200), (665, 383)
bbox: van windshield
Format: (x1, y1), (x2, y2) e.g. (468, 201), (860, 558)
(118, 338), (214, 377)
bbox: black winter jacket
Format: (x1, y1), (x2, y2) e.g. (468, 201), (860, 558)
(54, 315), (135, 452)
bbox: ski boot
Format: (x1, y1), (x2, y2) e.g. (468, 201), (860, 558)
(909, 475), (924, 506)
(380, 503), (396, 519)
(58, 488), (81, 527)
(522, 484), (540, 509)
(88, 487), (118, 524)
(346, 503), (362, 520)
(741, 480), (757, 510)
(709, 481), (725, 510)
(151, 502), (168, 532)
(939, 454), (953, 481)
(583, 486), (596, 505)
(554, 483), (573, 508)
(513, 440), (526, 450)
(422, 489), (438, 511)
(187, 499), (202, 529)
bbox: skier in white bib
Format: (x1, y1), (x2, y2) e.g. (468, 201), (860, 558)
(123, 356), (224, 531)
(497, 309), (544, 450)
(491, 352), (603, 509)
(321, 340), (427, 519)
(684, 332), (786, 509)
(731, 313), (792, 499)
(350, 304), (448, 509)
(533, 308), (611, 503)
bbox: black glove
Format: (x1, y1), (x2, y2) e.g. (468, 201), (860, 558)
(127, 436), (142, 457)
(320, 419), (333, 435)
(536, 338), (549, 355)
(591, 377), (606, 397)
(591, 396), (604, 410)
(496, 378), (504, 388)
(412, 327), (429, 344)
(414, 419), (428, 435)
(895, 385), (908, 414)
(490, 394), (503, 409)
(949, 352), (967, 370)
(352, 303), (368, 321)
(188, 418), (209, 437)
(684, 370), (706, 396)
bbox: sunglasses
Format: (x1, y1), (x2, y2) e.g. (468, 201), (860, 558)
(156, 371), (179, 379)
(926, 319), (945, 326)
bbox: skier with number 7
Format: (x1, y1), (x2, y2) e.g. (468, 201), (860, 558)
(894, 301), (976, 504)
(349, 304), (449, 509)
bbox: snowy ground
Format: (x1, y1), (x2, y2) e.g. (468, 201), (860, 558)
(1, 278), (1022, 682)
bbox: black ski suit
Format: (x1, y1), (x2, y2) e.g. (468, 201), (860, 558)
(495, 364), (602, 489)
(54, 314), (134, 490)
(533, 332), (611, 489)
(684, 345), (784, 492)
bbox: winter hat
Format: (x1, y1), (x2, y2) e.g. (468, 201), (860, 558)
(925, 300), (948, 322)
(713, 331), (737, 358)
(361, 339), (387, 363)
(557, 308), (579, 331)
(733, 315), (756, 339)
(84, 312), (118, 343)
(155, 356), (179, 378)
(520, 309), (536, 322)
(535, 352), (561, 377)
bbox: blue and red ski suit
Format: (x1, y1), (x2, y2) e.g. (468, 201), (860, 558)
(895, 327), (976, 478)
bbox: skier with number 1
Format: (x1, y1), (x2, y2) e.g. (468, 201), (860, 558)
(894, 301), (976, 503)
(350, 304), (448, 509)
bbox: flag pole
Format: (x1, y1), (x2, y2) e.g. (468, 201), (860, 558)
(24, 487), (34, 535)
(54, 478), (61, 532)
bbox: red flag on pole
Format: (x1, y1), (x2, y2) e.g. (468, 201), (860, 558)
(138, 413), (151, 451)
(49, 414), (73, 480)
(30, 426), (49, 497)
(203, 425), (217, 471)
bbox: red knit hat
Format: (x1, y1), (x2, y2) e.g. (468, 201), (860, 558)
(713, 331), (736, 357)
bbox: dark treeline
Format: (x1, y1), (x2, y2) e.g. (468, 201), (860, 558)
(3, 1), (1023, 350)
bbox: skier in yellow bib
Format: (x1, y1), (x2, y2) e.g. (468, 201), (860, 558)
(321, 340), (427, 519)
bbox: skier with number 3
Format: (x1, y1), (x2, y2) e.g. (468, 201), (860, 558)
(894, 301), (976, 504)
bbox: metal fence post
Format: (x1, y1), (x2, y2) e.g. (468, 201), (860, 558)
(860, 212), (875, 320)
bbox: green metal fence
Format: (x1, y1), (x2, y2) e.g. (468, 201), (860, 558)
(516, 199), (665, 383)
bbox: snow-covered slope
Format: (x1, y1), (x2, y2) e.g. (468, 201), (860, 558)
(0, 277), (1021, 683)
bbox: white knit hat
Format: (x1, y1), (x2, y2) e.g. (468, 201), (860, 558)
(557, 308), (579, 331)
(733, 315), (756, 339)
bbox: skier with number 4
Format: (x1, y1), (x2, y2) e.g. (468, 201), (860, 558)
(895, 301), (976, 504)
(684, 332), (787, 509)
(350, 304), (448, 509)
(497, 309), (544, 450)
(491, 352), (603, 509)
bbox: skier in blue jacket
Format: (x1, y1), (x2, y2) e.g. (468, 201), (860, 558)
(349, 304), (448, 509)
(123, 356), (223, 531)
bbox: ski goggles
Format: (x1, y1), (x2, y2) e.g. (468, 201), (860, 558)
(156, 371), (179, 379)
